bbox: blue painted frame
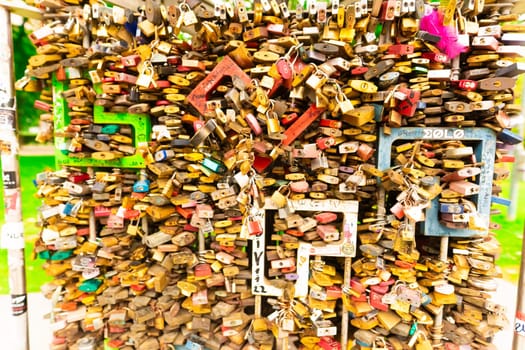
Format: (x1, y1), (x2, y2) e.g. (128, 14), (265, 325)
(377, 127), (496, 237)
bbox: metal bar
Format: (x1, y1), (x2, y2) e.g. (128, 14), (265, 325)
(507, 78), (525, 221)
(431, 236), (449, 347)
(0, 6), (29, 350)
(340, 257), (352, 350)
(0, 0), (41, 19)
(254, 295), (261, 318)
(512, 223), (525, 349)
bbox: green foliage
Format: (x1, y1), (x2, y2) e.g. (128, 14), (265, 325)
(0, 156), (55, 294)
(493, 176), (525, 284)
(12, 24), (40, 139)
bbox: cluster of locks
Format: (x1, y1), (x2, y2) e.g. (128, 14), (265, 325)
(18, 0), (524, 348)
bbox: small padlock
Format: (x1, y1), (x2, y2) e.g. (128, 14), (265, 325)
(271, 186), (290, 208)
(266, 111), (283, 140)
(247, 216), (263, 236)
(311, 153), (329, 170)
(337, 92), (354, 115)
(180, 3), (198, 26)
(128, 86), (140, 102)
(136, 62), (155, 88)
(126, 217), (141, 236)
(306, 71), (327, 90)
(133, 170), (150, 193)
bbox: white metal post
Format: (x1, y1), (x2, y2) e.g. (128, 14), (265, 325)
(0, 6), (29, 350)
(0, 3), (41, 349)
(512, 224), (525, 349)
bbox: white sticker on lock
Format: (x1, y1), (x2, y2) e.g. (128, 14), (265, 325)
(234, 172), (250, 189)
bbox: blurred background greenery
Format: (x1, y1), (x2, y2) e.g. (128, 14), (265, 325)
(12, 23), (40, 143)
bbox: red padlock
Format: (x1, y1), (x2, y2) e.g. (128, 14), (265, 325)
(193, 119), (206, 132)
(281, 266), (296, 273)
(34, 100), (52, 112)
(68, 172), (90, 184)
(396, 87), (420, 117)
(388, 44), (414, 56)
(248, 216), (263, 236)
(326, 286), (342, 299)
(94, 206), (111, 218)
(319, 119), (342, 129)
(316, 136), (336, 150)
(283, 229), (301, 237)
(268, 77), (285, 97)
(194, 263), (213, 279)
(154, 80), (171, 89)
(318, 336), (341, 350)
(452, 79), (478, 91)
(77, 227), (89, 236)
(281, 112), (299, 126)
(421, 52), (449, 63)
(350, 277), (366, 294)
(123, 209), (141, 220)
(351, 66), (368, 75)
(369, 290), (389, 311)
(183, 224), (199, 232)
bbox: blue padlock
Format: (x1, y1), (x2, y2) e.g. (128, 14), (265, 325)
(440, 203), (464, 214)
(62, 202), (74, 216)
(498, 128), (523, 145)
(101, 124), (120, 134)
(202, 157), (226, 173)
(133, 170), (150, 193)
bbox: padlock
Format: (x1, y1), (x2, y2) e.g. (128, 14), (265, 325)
(271, 186), (290, 208)
(246, 216), (263, 236)
(132, 170), (150, 193)
(28, 0), (518, 348)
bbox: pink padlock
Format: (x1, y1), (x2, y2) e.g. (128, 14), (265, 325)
(195, 204), (214, 219)
(314, 212), (338, 224)
(216, 251), (235, 264)
(245, 113), (263, 135)
(289, 180), (309, 193)
(317, 225), (339, 241)
(350, 277), (366, 294)
(357, 143), (374, 161)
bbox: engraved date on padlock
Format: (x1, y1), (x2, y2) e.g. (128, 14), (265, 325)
(217, 196), (238, 209)
(270, 258), (295, 269)
(211, 188), (236, 201)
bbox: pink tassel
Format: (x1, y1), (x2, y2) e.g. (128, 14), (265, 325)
(420, 9), (467, 59)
